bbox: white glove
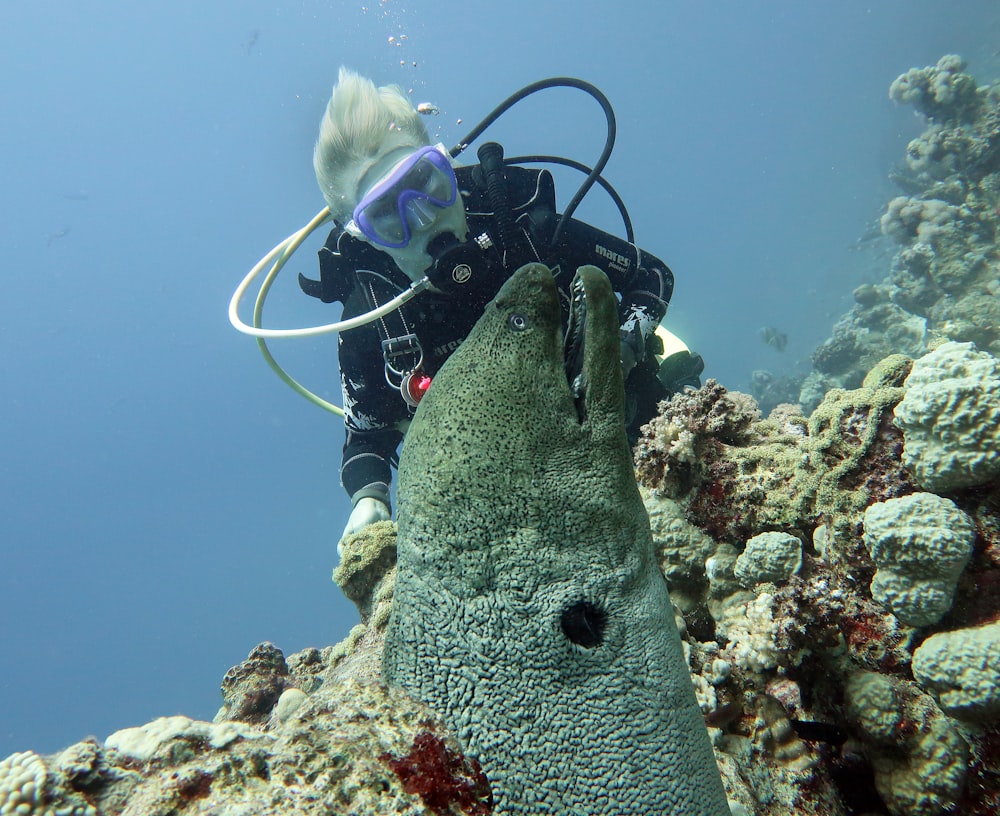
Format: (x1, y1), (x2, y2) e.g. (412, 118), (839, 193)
(338, 497), (391, 555)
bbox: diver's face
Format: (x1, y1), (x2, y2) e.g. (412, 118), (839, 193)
(379, 198), (469, 283)
(348, 145), (469, 283)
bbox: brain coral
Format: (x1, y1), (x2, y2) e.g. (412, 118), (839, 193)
(893, 341), (1000, 491)
(0, 750), (96, 816)
(912, 620), (1000, 720)
(733, 532), (803, 587)
(862, 492), (975, 626)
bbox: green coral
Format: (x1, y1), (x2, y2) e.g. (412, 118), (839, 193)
(334, 519), (398, 626)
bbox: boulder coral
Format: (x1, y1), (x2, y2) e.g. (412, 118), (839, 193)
(912, 620), (1000, 720)
(893, 341), (1000, 492)
(862, 492), (976, 626)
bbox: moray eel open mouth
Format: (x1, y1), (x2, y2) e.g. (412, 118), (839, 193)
(563, 273), (588, 423)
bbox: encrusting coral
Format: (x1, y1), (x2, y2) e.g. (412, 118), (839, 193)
(635, 353), (914, 562)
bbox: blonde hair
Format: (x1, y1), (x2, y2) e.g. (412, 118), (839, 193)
(314, 67), (431, 223)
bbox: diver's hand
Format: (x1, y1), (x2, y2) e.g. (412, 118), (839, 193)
(338, 497), (391, 555)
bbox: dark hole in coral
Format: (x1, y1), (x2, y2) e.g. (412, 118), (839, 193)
(683, 603), (716, 643)
(789, 719), (848, 746)
(828, 750), (890, 815)
(560, 600), (607, 648)
(174, 770), (213, 802)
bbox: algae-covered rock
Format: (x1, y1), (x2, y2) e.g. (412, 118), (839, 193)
(5, 678), (493, 816)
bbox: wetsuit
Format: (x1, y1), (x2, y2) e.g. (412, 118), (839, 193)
(300, 160), (675, 512)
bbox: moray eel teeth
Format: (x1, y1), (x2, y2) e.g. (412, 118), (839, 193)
(563, 273), (587, 422)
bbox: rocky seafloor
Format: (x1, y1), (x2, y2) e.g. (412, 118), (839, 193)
(3, 56), (1000, 816)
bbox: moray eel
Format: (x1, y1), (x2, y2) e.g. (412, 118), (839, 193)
(384, 263), (730, 815)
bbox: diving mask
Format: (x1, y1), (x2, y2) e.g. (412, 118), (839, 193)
(346, 144), (458, 249)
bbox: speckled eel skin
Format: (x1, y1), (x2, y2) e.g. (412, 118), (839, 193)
(384, 262), (730, 815)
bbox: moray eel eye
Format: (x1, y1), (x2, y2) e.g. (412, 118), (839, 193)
(508, 312), (529, 331)
(560, 600), (607, 648)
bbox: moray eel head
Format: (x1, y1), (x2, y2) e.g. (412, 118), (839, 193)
(469, 261), (624, 437)
(388, 261), (730, 815)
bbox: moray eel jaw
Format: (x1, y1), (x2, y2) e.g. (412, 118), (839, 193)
(564, 273), (587, 421)
(563, 265), (625, 429)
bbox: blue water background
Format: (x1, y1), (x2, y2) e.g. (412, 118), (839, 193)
(1, 0), (997, 757)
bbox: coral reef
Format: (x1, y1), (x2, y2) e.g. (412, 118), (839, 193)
(754, 56), (1000, 414)
(4, 54), (1000, 816)
(888, 54), (983, 124)
(633, 343), (1000, 813)
(4, 347), (998, 815)
(674, 58), (1000, 811)
(635, 354), (913, 560)
(2, 677), (492, 816)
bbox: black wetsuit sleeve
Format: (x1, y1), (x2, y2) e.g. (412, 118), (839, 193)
(307, 227), (413, 509)
(547, 216), (674, 352)
(336, 289), (410, 507)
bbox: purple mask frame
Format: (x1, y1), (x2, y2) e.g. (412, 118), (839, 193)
(349, 145), (458, 249)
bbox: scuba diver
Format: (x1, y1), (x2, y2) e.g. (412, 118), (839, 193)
(303, 69), (704, 547)
(232, 68), (703, 549)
